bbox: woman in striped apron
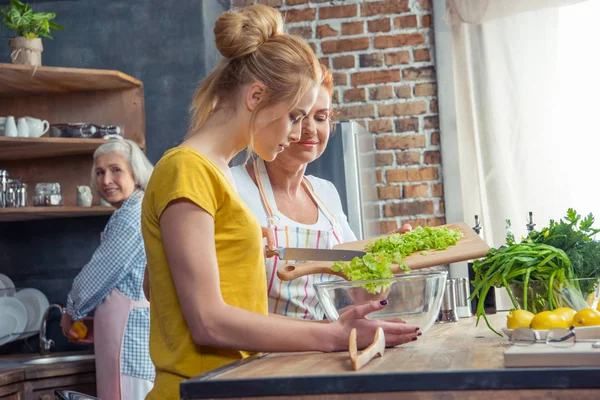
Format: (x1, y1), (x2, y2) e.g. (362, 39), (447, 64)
(232, 65), (410, 320)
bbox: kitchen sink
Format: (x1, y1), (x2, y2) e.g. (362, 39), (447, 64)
(23, 354), (95, 365)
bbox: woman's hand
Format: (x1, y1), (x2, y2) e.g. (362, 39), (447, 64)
(333, 300), (419, 350)
(61, 313), (94, 344)
(389, 223), (413, 235)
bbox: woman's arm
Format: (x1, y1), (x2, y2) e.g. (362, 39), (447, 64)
(66, 217), (142, 320)
(160, 200), (419, 352)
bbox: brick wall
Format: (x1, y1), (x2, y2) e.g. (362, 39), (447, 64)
(231, 0), (445, 233)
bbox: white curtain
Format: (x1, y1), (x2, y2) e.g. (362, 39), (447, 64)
(446, 0), (600, 247)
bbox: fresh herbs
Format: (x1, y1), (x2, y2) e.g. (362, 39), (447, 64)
(471, 208), (600, 335)
(0, 0), (64, 39)
(332, 226), (464, 293)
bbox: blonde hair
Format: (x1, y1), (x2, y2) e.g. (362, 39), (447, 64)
(90, 139), (154, 196)
(319, 64), (339, 132)
(186, 4), (321, 144)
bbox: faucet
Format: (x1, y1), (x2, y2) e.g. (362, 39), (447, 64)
(39, 304), (64, 355)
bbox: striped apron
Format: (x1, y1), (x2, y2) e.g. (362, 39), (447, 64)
(253, 158), (343, 320)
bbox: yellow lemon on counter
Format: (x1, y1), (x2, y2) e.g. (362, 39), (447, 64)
(530, 311), (569, 330)
(552, 307), (577, 326)
(572, 308), (600, 327)
(507, 309), (535, 329)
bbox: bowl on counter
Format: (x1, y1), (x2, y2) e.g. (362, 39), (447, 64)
(508, 277), (600, 314)
(314, 271), (447, 333)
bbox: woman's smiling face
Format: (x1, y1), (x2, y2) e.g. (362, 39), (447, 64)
(274, 84), (332, 167)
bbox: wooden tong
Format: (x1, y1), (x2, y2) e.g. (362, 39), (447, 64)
(349, 327), (385, 371)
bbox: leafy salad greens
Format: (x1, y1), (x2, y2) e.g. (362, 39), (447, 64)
(331, 226), (464, 293)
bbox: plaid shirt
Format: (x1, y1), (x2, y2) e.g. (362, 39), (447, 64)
(66, 190), (155, 381)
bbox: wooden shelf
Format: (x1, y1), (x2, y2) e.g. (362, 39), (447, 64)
(0, 137), (110, 161)
(0, 63), (142, 96)
(0, 206), (114, 222)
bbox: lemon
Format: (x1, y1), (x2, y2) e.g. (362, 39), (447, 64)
(530, 311), (569, 330)
(507, 309), (535, 329)
(552, 307), (577, 326)
(572, 308), (600, 327)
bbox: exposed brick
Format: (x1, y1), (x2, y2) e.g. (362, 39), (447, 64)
(387, 169), (407, 182)
(403, 218), (427, 227)
(394, 15), (418, 29)
(424, 150), (441, 164)
(403, 66), (436, 81)
(341, 21), (364, 35)
(430, 100), (438, 113)
(351, 69), (401, 86)
(376, 152), (394, 166)
(407, 167), (439, 181)
(369, 119), (393, 133)
(415, 83), (437, 97)
(332, 55), (355, 69)
(385, 51), (411, 66)
(376, 169), (384, 183)
(370, 86), (394, 100)
(285, 0), (310, 4)
(284, 8), (316, 23)
(419, 0), (432, 10)
(424, 116), (439, 130)
(377, 135), (426, 150)
(338, 104), (375, 120)
(359, 53), (383, 68)
(232, 0), (250, 6)
(344, 88), (366, 103)
(404, 184), (428, 198)
(374, 34), (425, 49)
(368, 18), (391, 33)
(414, 49), (431, 62)
(432, 183), (443, 197)
(289, 25), (314, 39)
(380, 220), (399, 234)
(321, 37), (370, 54)
(431, 131), (440, 146)
(333, 72), (347, 86)
(308, 42), (317, 52)
(316, 24), (338, 39)
(384, 200), (434, 217)
(319, 57), (330, 67)
(395, 117), (419, 132)
(421, 15), (432, 28)
(428, 217), (446, 227)
(256, 0), (282, 6)
(397, 151), (421, 165)
(332, 89), (340, 104)
(379, 101), (427, 117)
(362, 0), (410, 17)
(320, 4), (358, 19)
(438, 200), (445, 214)
(395, 85), (412, 99)
(378, 185), (401, 200)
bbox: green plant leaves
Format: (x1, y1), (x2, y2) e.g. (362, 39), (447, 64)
(0, 0), (64, 39)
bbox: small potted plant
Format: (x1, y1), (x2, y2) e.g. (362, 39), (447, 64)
(0, 0), (64, 66)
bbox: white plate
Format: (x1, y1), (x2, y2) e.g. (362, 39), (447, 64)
(15, 288), (49, 340)
(0, 297), (27, 346)
(0, 274), (15, 296)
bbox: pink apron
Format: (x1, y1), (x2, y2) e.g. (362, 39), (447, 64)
(94, 288), (149, 400)
(253, 159), (343, 320)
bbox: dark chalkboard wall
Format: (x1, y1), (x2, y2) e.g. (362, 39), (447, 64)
(0, 0), (229, 354)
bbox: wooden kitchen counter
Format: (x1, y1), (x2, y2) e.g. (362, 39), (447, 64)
(181, 313), (600, 399)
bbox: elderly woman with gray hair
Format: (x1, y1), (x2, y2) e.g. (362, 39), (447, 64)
(60, 139), (155, 400)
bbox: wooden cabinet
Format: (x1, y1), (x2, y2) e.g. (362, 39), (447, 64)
(0, 63), (146, 222)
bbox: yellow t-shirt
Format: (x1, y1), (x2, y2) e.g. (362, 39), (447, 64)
(142, 146), (268, 399)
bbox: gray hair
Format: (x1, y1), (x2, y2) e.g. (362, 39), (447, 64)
(90, 139), (154, 196)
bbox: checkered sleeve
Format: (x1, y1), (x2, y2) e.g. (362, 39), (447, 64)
(65, 213), (142, 320)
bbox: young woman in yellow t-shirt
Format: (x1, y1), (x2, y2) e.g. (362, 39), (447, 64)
(141, 5), (420, 398)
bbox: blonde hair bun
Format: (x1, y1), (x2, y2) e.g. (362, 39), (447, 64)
(214, 4), (284, 59)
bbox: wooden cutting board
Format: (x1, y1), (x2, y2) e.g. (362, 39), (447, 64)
(333, 222), (489, 270)
(276, 222), (490, 281)
(504, 343), (600, 367)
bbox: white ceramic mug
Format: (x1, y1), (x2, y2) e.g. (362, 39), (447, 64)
(4, 116), (17, 137)
(25, 117), (50, 138)
(0, 117), (5, 136)
(16, 118), (29, 138)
